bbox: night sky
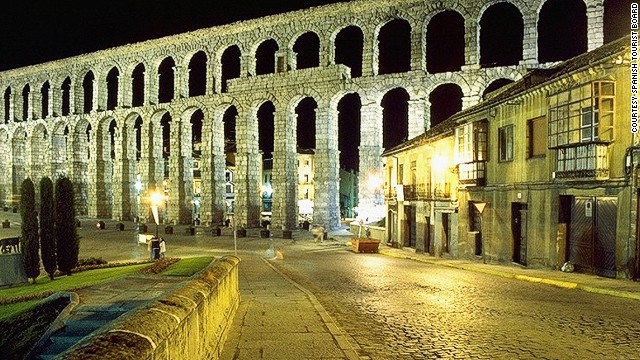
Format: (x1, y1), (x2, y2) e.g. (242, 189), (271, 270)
(0, 0), (347, 71)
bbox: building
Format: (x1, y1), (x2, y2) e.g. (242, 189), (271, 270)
(383, 36), (636, 279)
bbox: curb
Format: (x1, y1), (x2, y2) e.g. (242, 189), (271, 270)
(377, 248), (640, 301)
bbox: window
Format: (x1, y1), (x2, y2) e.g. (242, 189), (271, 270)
(548, 81), (615, 148)
(410, 161), (417, 187)
(398, 164), (404, 184)
(528, 116), (547, 158)
(455, 121), (487, 164)
(498, 125), (514, 161)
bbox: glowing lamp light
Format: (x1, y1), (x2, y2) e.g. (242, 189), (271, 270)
(150, 191), (163, 207)
(367, 174), (383, 191)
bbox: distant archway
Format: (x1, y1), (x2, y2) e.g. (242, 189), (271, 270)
(430, 84), (463, 127)
(480, 3), (523, 67)
(538, 0), (587, 63)
(382, 88), (409, 149)
(378, 19), (411, 75)
(427, 11), (465, 73)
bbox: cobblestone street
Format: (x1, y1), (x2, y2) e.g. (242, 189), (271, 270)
(272, 246), (640, 360)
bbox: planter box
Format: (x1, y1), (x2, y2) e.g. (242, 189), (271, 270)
(352, 238), (380, 253)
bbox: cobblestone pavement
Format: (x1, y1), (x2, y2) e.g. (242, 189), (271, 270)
(271, 245), (640, 360)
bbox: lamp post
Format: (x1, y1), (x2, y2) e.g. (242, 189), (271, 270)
(150, 191), (163, 238)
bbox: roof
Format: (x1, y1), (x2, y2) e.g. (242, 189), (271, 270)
(381, 35), (630, 158)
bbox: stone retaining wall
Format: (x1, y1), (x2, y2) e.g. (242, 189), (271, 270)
(0, 253), (27, 286)
(58, 255), (241, 360)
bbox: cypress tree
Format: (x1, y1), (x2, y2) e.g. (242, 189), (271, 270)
(40, 177), (56, 280)
(20, 178), (40, 282)
(55, 177), (79, 276)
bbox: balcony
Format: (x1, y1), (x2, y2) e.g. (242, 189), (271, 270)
(554, 143), (609, 180)
(385, 184), (432, 201)
(458, 161), (486, 186)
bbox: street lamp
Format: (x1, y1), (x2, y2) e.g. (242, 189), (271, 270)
(150, 190), (163, 238)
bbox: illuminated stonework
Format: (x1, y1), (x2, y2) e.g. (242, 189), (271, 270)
(0, 0), (606, 229)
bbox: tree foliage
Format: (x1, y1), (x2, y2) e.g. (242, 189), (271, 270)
(39, 177), (56, 280)
(54, 177), (79, 275)
(20, 178), (40, 282)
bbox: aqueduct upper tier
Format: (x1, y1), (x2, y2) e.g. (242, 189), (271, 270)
(0, 0), (611, 229)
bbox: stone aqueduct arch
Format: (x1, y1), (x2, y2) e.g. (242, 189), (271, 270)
(0, 0), (607, 229)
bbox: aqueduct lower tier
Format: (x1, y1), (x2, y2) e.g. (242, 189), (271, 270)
(0, 0), (610, 229)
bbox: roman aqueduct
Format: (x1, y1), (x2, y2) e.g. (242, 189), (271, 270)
(0, 0), (612, 229)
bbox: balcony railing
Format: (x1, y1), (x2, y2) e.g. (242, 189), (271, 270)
(555, 143), (609, 180)
(385, 183), (450, 201)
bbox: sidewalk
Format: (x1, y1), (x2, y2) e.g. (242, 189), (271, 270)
(374, 243), (640, 301)
(220, 254), (360, 360)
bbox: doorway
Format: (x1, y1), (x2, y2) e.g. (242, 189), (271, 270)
(511, 203), (528, 265)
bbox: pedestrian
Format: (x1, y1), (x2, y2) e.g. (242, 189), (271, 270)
(150, 237), (161, 260)
(159, 237), (166, 259)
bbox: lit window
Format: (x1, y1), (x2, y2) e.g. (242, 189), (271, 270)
(498, 125), (514, 162)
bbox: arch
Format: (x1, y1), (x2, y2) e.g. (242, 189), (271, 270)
(61, 77), (71, 116)
(334, 25), (364, 78)
(106, 67), (119, 110)
(296, 97), (318, 150)
(538, 0), (587, 63)
(604, 0), (627, 43)
(257, 101), (276, 160)
(131, 63), (145, 107)
(293, 32), (320, 70)
(382, 87), (410, 149)
(4, 87), (11, 123)
(221, 45), (241, 93)
(72, 118), (91, 215)
(255, 39), (279, 75)
(378, 19), (411, 75)
(337, 92), (362, 172)
(41, 81), (50, 119)
(427, 10), (465, 73)
(223, 105), (238, 143)
(51, 120), (68, 179)
(158, 57), (176, 103)
(482, 78), (515, 99)
(479, 3), (523, 67)
(429, 83), (463, 127)
(160, 112), (172, 171)
(188, 51), (208, 97)
(22, 84), (30, 121)
(11, 126), (27, 197)
(82, 70), (95, 113)
(0, 128), (10, 202)
(30, 123), (48, 183)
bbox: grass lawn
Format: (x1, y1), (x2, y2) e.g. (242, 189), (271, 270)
(0, 263), (150, 318)
(161, 256), (215, 276)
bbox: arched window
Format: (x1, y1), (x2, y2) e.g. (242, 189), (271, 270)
(108, 119), (117, 160)
(223, 106), (237, 143)
(538, 0), (587, 63)
(106, 67), (119, 110)
(221, 46), (241, 93)
(382, 88), (409, 149)
(83, 71), (95, 113)
(480, 3), (523, 67)
(131, 63), (145, 107)
(158, 58), (175, 104)
(134, 116), (142, 161)
(429, 84), (463, 127)
(427, 11), (465, 73)
(256, 39), (279, 75)
(188, 51), (207, 97)
(293, 32), (320, 70)
(335, 26), (364, 78)
(378, 19), (411, 75)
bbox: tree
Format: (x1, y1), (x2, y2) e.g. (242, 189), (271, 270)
(20, 178), (40, 282)
(40, 177), (56, 280)
(55, 177), (79, 275)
